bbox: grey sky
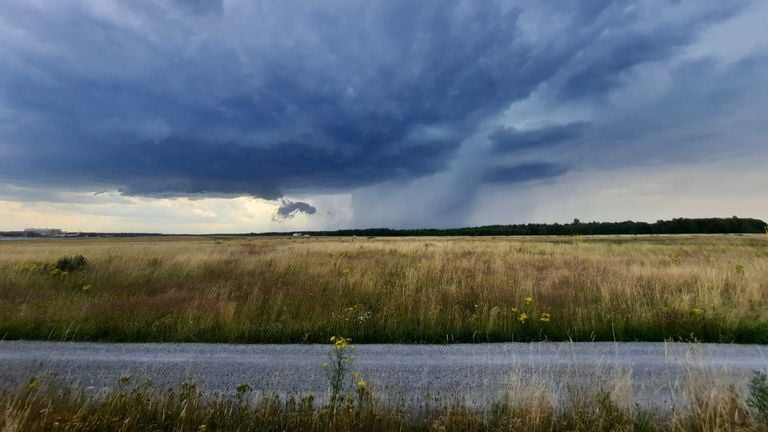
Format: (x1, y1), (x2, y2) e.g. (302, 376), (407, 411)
(0, 0), (766, 232)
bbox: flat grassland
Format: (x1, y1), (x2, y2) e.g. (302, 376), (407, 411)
(1, 235), (767, 343)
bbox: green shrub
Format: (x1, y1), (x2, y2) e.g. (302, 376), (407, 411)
(748, 371), (768, 424)
(55, 255), (87, 272)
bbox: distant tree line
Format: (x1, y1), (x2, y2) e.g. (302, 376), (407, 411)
(2, 217), (765, 238)
(254, 217), (768, 237)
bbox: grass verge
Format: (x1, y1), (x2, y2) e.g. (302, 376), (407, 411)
(3, 373), (764, 432)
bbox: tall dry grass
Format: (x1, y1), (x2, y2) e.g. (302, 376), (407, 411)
(0, 235), (766, 342)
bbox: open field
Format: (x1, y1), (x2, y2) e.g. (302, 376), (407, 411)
(1, 235), (767, 343)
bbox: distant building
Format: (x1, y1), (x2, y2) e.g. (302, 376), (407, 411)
(24, 228), (64, 237)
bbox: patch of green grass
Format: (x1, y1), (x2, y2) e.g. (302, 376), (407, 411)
(748, 371), (768, 425)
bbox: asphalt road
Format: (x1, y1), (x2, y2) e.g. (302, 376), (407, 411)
(1, 341), (766, 409)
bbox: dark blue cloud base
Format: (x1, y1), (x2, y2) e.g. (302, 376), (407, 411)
(275, 200), (317, 220)
(0, 0), (762, 206)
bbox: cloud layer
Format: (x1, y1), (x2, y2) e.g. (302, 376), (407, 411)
(274, 200), (317, 220)
(0, 0), (766, 229)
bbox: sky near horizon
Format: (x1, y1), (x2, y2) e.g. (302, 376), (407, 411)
(1, 0), (767, 233)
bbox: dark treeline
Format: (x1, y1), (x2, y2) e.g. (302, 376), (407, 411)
(2, 217), (765, 238)
(255, 217), (767, 237)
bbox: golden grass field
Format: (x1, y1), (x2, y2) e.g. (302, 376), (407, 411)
(1, 234), (767, 343)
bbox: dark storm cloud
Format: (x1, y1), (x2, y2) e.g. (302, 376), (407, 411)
(488, 122), (589, 154)
(274, 200), (317, 220)
(0, 0), (754, 204)
(171, 0), (223, 15)
(484, 162), (569, 184)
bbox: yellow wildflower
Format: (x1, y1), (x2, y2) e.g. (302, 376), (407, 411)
(26, 378), (39, 391)
(525, 296), (534, 305)
(518, 313), (528, 323)
(333, 336), (350, 350)
(357, 379), (367, 390)
(691, 308), (704, 316)
(341, 268), (351, 276)
(540, 312), (551, 323)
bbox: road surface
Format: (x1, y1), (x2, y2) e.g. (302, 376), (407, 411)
(1, 341), (766, 409)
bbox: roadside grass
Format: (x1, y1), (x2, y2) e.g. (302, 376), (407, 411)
(1, 370), (763, 432)
(0, 235), (766, 343)
(2, 337), (766, 431)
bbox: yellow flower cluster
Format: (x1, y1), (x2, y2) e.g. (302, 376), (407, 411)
(511, 296), (552, 324)
(26, 378), (39, 391)
(330, 336), (350, 350)
(511, 297), (552, 324)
